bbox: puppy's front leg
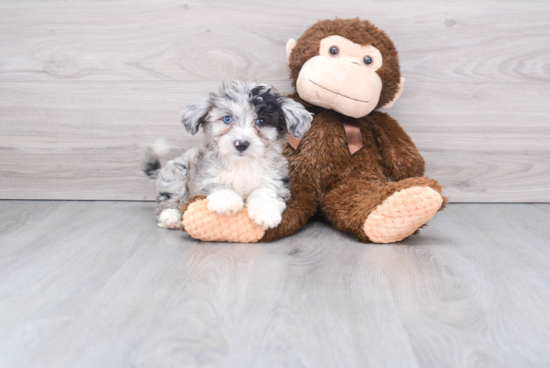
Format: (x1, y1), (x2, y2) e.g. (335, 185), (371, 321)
(246, 188), (286, 230)
(207, 188), (244, 216)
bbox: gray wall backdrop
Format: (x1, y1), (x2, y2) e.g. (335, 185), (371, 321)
(0, 1), (549, 202)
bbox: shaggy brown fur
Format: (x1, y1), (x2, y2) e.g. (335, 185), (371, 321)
(265, 19), (447, 242)
(182, 18), (447, 243)
(261, 98), (447, 242)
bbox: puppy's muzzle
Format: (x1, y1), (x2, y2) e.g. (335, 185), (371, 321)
(234, 140), (249, 152)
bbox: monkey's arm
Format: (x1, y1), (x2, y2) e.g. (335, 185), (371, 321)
(368, 112), (425, 181)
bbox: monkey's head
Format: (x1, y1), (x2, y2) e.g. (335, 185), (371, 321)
(287, 18), (404, 118)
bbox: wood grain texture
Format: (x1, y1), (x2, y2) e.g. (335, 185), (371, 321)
(0, 201), (549, 368)
(0, 1), (549, 201)
(1, 1), (549, 83)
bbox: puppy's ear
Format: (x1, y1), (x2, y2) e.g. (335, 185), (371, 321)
(181, 97), (211, 135)
(279, 96), (313, 139)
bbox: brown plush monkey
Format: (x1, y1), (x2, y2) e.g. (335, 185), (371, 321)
(181, 18), (447, 243)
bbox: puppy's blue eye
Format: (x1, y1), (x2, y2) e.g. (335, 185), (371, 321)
(256, 118), (265, 126)
(223, 116), (232, 124)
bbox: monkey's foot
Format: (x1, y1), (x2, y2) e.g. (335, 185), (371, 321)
(181, 199), (265, 243)
(363, 186), (443, 243)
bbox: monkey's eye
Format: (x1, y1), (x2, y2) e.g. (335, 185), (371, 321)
(255, 117), (265, 126)
(329, 46), (339, 56)
(363, 56), (373, 66)
(223, 116), (232, 124)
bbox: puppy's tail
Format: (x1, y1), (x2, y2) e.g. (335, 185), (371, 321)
(142, 138), (171, 179)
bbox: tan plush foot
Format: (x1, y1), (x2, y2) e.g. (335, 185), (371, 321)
(363, 186), (443, 244)
(182, 199), (265, 243)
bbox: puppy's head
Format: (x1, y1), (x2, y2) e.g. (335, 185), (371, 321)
(181, 81), (312, 161)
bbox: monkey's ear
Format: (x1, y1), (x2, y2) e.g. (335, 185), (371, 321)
(181, 97), (211, 135)
(279, 96), (313, 139)
(381, 77), (405, 109)
(286, 38), (296, 65)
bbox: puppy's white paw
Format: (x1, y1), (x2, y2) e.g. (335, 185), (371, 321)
(247, 201), (283, 230)
(157, 208), (181, 229)
(207, 190), (244, 216)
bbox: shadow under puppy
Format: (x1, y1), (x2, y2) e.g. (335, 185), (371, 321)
(143, 81), (313, 231)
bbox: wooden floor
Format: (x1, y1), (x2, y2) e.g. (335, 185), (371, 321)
(0, 201), (549, 368)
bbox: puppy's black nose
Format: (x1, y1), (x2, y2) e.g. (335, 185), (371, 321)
(234, 140), (249, 152)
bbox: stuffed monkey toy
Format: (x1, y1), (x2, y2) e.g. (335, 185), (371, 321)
(180, 18), (447, 243)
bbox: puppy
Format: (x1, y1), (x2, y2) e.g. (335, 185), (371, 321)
(143, 81), (313, 230)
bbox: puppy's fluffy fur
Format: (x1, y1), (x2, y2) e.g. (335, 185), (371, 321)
(143, 81), (313, 230)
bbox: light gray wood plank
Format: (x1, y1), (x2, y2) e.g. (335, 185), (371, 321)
(382, 204), (550, 367)
(0, 1), (548, 84)
(0, 201), (549, 368)
(0, 201), (418, 368)
(533, 203), (550, 217)
(0, 80), (548, 201)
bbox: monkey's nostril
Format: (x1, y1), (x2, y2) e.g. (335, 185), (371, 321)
(234, 140), (249, 152)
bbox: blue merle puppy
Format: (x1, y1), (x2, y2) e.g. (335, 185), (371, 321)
(143, 81), (313, 230)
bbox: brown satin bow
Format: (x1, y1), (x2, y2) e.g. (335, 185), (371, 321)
(288, 114), (363, 155)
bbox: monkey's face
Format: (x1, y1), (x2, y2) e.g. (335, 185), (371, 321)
(295, 35), (384, 118)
